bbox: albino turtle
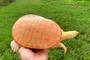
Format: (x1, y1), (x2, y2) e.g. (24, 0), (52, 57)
(10, 14), (78, 53)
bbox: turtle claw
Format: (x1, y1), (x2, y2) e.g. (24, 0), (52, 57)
(64, 47), (67, 54)
(10, 40), (19, 52)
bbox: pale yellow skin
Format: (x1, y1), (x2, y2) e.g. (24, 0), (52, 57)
(54, 31), (78, 53)
(11, 30), (78, 53)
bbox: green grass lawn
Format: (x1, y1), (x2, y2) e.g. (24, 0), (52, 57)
(0, 0), (90, 60)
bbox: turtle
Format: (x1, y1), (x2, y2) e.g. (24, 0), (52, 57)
(10, 14), (78, 53)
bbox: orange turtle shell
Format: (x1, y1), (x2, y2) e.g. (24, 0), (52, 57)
(12, 15), (62, 49)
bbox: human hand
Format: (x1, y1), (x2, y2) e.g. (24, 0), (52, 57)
(18, 47), (48, 60)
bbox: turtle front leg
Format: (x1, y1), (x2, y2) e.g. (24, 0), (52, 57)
(54, 42), (67, 53)
(10, 40), (19, 52)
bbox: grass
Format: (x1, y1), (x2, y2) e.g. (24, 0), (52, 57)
(0, 0), (90, 60)
(0, 0), (15, 8)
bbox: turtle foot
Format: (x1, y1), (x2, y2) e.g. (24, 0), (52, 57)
(10, 40), (19, 52)
(56, 43), (67, 53)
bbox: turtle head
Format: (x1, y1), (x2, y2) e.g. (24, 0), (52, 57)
(66, 31), (79, 39)
(61, 31), (79, 40)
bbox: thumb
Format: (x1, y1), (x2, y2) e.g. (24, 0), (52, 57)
(18, 47), (34, 60)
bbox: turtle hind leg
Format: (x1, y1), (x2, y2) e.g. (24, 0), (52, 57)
(55, 42), (67, 53)
(10, 40), (19, 52)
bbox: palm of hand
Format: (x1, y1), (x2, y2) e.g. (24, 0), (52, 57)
(19, 47), (48, 60)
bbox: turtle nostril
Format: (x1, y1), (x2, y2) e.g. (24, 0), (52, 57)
(76, 32), (79, 35)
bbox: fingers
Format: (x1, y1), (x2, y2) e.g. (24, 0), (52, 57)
(34, 49), (48, 60)
(39, 49), (48, 60)
(18, 47), (34, 60)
